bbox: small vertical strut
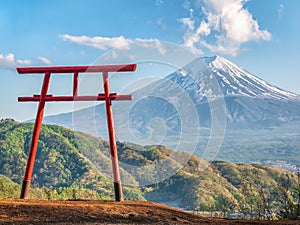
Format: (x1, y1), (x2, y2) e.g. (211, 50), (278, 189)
(20, 72), (51, 199)
(73, 72), (78, 97)
(102, 71), (124, 202)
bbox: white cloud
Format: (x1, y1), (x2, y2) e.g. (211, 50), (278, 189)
(60, 34), (132, 50)
(179, 8), (204, 55)
(38, 56), (51, 65)
(180, 8), (195, 31)
(201, 40), (239, 56)
(0, 53), (31, 70)
(136, 38), (167, 55)
(180, 0), (272, 56)
(181, 17), (195, 30)
(61, 34), (167, 56)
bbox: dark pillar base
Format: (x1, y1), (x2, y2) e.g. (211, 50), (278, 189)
(114, 181), (124, 202)
(20, 180), (31, 199)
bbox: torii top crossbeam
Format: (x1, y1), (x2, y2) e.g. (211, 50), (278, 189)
(17, 64), (137, 201)
(17, 64), (136, 74)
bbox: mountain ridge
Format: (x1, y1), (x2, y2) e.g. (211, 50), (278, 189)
(0, 120), (299, 219)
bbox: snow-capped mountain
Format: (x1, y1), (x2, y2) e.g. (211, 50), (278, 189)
(202, 56), (300, 127)
(40, 56), (300, 163)
(43, 55), (300, 139)
(203, 56), (297, 99)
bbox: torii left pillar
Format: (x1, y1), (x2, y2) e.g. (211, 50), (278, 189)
(17, 64), (137, 201)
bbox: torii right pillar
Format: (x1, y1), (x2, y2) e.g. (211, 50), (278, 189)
(103, 71), (123, 201)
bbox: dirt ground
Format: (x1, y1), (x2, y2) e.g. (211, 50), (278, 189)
(0, 199), (298, 225)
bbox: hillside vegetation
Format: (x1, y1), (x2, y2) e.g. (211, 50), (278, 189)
(0, 119), (143, 200)
(0, 119), (299, 219)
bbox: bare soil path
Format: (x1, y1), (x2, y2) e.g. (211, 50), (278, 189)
(0, 199), (298, 225)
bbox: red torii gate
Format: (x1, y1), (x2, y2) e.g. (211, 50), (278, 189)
(17, 64), (137, 201)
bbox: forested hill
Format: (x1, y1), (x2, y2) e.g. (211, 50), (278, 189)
(0, 119), (144, 200)
(0, 119), (299, 219)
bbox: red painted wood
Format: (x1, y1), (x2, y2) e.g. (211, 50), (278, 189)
(18, 94), (132, 102)
(17, 64), (136, 74)
(20, 72), (51, 199)
(17, 63), (135, 201)
(73, 72), (78, 97)
(102, 72), (124, 202)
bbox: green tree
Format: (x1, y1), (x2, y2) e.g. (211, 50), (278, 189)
(214, 194), (236, 218)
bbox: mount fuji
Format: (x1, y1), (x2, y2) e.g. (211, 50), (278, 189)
(119, 55), (300, 135)
(39, 55), (300, 164)
(201, 56), (300, 128)
(203, 56), (297, 99)
(42, 56), (300, 138)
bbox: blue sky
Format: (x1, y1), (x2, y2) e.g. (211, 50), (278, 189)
(0, 0), (299, 121)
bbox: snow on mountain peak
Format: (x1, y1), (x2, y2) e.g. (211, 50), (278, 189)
(202, 55), (298, 99)
(202, 55), (218, 65)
